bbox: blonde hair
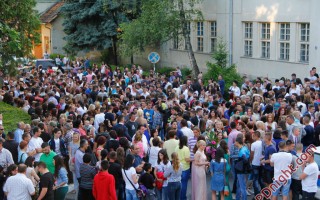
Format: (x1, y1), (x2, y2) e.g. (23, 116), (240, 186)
(137, 109), (144, 117)
(134, 131), (142, 142)
(196, 140), (206, 148)
(255, 121), (265, 130)
(171, 152), (180, 172)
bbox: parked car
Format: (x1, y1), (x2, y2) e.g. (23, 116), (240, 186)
(35, 59), (56, 70)
(35, 59), (73, 72)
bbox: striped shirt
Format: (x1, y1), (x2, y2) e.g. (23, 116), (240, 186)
(188, 137), (198, 160)
(79, 163), (97, 189)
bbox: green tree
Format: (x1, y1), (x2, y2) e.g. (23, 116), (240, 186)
(119, 0), (202, 76)
(0, 0), (40, 76)
(203, 40), (243, 98)
(61, 0), (141, 64)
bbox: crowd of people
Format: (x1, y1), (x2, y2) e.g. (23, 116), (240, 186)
(0, 61), (319, 200)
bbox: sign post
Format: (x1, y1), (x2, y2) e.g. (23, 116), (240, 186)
(147, 52), (160, 73)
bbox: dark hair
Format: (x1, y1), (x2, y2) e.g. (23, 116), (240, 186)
(7, 131), (14, 139)
(53, 155), (64, 178)
(83, 153), (92, 163)
(143, 162), (152, 171)
(179, 135), (188, 149)
(7, 164), (17, 176)
(281, 130), (289, 138)
(157, 149), (169, 165)
(33, 126), (39, 133)
(97, 136), (107, 146)
(215, 148), (225, 163)
(230, 121), (236, 129)
(80, 139), (88, 148)
(37, 161), (47, 169)
(101, 149), (108, 160)
(273, 130), (281, 139)
(109, 130), (117, 139)
(119, 137), (130, 150)
(52, 128), (61, 135)
(123, 154), (135, 170)
(279, 141), (286, 149)
(41, 142), (49, 149)
(25, 156), (35, 167)
(109, 151), (117, 160)
(101, 160), (109, 171)
(152, 137), (160, 147)
(219, 140), (228, 154)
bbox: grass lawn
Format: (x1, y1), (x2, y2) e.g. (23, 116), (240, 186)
(0, 102), (31, 132)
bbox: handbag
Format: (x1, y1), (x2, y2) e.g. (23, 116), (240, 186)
(123, 169), (146, 198)
(223, 161), (230, 196)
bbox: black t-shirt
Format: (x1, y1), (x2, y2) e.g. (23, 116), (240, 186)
(3, 140), (18, 164)
(125, 121), (138, 137)
(104, 112), (115, 122)
(108, 162), (123, 187)
(139, 173), (154, 189)
(39, 172), (54, 200)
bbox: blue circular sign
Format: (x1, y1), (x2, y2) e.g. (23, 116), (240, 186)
(148, 52), (160, 64)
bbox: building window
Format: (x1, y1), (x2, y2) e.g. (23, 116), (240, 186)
(244, 22), (253, 57)
(300, 23), (310, 62)
(197, 22), (204, 52)
(210, 21), (217, 52)
(279, 23), (290, 60)
(173, 35), (179, 49)
(280, 42), (290, 61)
(260, 23), (270, 59)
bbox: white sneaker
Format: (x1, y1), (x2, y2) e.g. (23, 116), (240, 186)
(246, 189), (251, 196)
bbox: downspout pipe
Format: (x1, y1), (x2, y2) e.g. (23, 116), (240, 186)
(229, 0), (233, 66)
(45, 23), (52, 54)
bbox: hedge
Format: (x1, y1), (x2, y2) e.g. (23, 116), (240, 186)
(0, 102), (31, 132)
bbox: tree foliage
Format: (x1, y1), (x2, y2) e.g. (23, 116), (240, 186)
(119, 0), (202, 76)
(203, 40), (243, 96)
(0, 0), (40, 76)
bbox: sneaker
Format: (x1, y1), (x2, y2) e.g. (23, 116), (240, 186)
(246, 189), (251, 196)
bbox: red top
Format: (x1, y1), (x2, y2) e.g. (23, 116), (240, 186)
(93, 171), (117, 200)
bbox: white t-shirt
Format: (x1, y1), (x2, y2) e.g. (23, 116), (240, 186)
(270, 151), (293, 180)
(155, 161), (171, 187)
(54, 138), (61, 155)
(122, 167), (139, 190)
(302, 162), (319, 193)
(148, 146), (161, 167)
(28, 137), (43, 162)
(180, 127), (194, 138)
(251, 140), (262, 166)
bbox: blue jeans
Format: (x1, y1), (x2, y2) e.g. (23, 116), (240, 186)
(252, 165), (265, 196)
(180, 169), (190, 200)
(236, 174), (247, 200)
(162, 186), (168, 200)
(167, 182), (181, 200)
(156, 188), (162, 200)
(126, 189), (138, 200)
(272, 179), (291, 197)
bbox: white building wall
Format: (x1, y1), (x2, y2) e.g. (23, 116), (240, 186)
(133, 0), (320, 80)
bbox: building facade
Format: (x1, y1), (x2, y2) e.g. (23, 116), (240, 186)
(132, 0), (320, 79)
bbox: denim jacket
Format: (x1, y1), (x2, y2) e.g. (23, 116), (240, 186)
(56, 167), (68, 186)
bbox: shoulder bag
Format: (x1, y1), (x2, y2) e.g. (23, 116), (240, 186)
(123, 169), (146, 198)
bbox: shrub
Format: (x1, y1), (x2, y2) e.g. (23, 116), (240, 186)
(203, 40), (243, 99)
(181, 67), (192, 78)
(49, 53), (65, 60)
(157, 66), (175, 77)
(0, 102), (31, 132)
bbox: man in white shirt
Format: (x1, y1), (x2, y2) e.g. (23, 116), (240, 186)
(300, 152), (319, 199)
(250, 131), (265, 196)
(3, 164), (35, 200)
(28, 127), (43, 162)
(94, 108), (105, 133)
(270, 141), (293, 200)
(180, 119), (194, 138)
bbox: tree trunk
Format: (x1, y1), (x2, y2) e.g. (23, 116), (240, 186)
(112, 36), (118, 65)
(177, 0), (200, 77)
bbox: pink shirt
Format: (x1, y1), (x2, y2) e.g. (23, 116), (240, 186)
(228, 129), (241, 151)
